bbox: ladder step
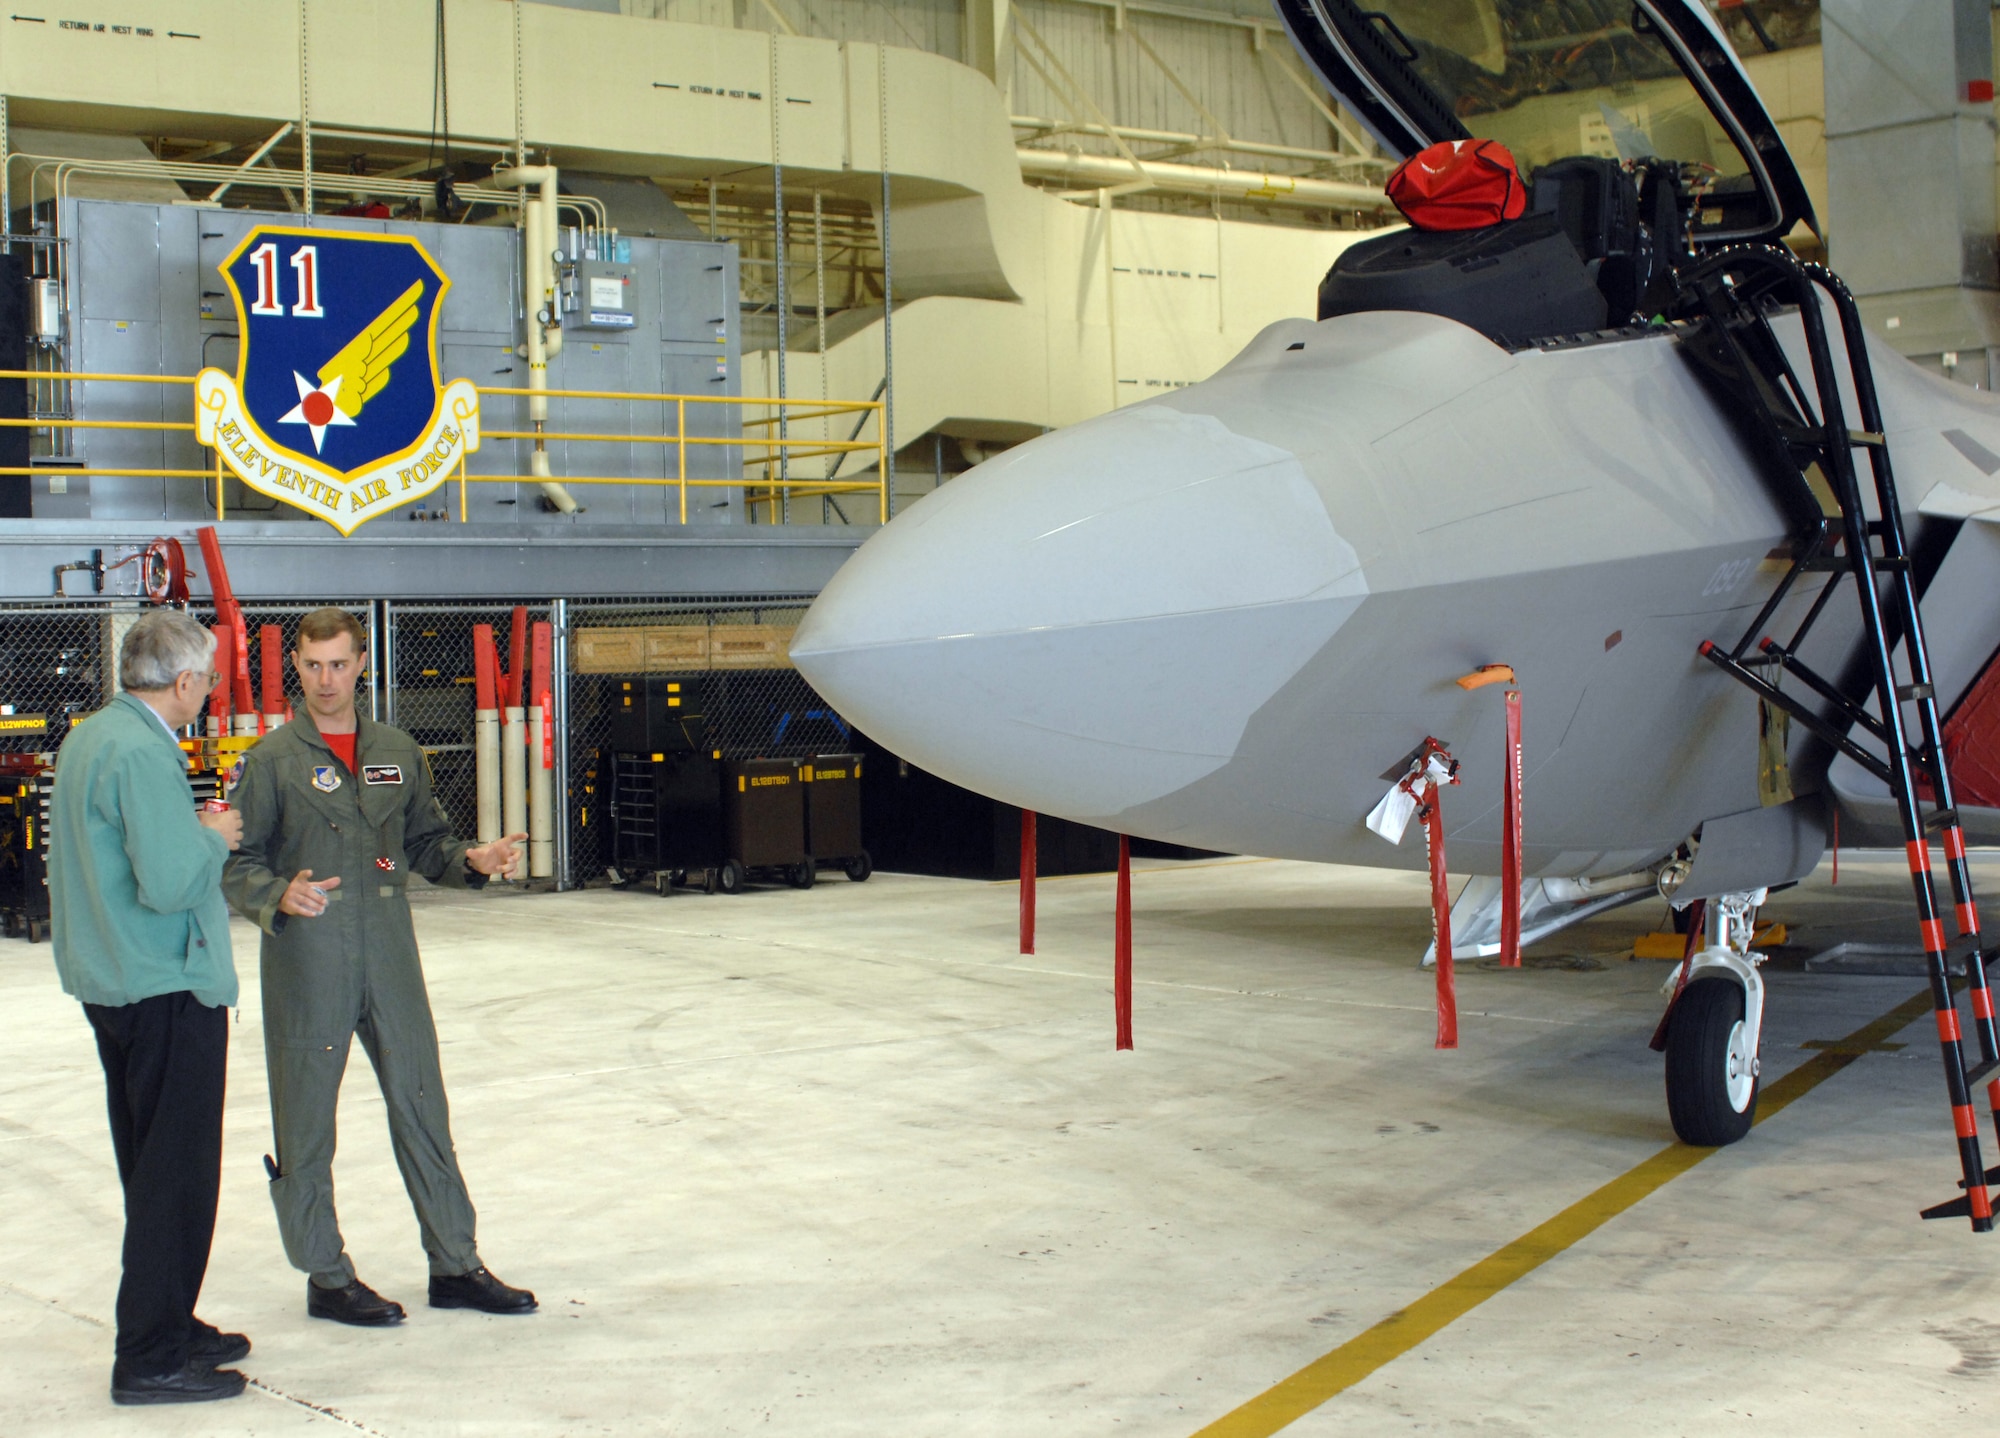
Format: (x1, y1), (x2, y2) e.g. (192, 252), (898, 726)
(1900, 682), (1936, 701)
(1925, 807), (1960, 832)
(1850, 430), (1887, 448)
(1922, 1171), (2000, 1221)
(1965, 1056), (2000, 1088)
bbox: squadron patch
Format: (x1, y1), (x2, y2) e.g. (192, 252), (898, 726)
(192, 225), (481, 534)
(311, 765), (342, 793)
(363, 763), (404, 786)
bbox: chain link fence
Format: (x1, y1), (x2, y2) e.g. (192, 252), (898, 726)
(0, 594), (844, 888)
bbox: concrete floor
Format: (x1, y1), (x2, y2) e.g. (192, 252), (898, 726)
(4, 853), (1998, 1435)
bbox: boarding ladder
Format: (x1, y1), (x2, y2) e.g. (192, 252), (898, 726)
(1678, 244), (2000, 1230)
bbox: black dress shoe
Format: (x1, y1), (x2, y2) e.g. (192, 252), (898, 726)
(307, 1277), (407, 1326)
(189, 1319), (251, 1366)
(110, 1360), (247, 1405)
(429, 1266), (537, 1314)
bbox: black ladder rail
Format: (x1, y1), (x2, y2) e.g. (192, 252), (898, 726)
(1809, 264), (2000, 1150)
(1678, 244), (1997, 1230)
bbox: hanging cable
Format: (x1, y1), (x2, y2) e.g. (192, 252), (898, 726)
(428, 0), (458, 218)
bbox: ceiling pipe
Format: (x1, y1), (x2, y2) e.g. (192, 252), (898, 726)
(1016, 146), (1390, 212)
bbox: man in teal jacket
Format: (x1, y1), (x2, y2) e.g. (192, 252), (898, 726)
(48, 610), (250, 1406)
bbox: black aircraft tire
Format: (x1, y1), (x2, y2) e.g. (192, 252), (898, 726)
(1665, 976), (1758, 1146)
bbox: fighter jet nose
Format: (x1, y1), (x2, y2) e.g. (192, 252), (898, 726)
(792, 401), (1369, 826)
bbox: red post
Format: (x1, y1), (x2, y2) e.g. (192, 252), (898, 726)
(195, 527), (254, 717)
(1425, 793), (1457, 1050)
(531, 620), (554, 766)
(1499, 688), (1523, 967)
(259, 623), (284, 716)
(473, 624), (499, 711)
(1019, 809), (1037, 955)
(1115, 834), (1133, 1050)
(505, 606), (528, 710)
(207, 623), (235, 732)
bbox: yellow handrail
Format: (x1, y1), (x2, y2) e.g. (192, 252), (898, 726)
(0, 371), (891, 525)
(0, 370), (198, 384)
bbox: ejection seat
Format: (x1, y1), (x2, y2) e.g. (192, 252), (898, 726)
(1316, 146), (1688, 348)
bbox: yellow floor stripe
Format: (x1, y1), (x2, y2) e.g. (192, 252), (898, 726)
(1190, 987), (1938, 1438)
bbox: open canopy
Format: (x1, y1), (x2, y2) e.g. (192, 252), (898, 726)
(1272, 0), (1816, 244)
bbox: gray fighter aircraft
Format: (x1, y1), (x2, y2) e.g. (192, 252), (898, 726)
(792, 1), (2000, 1190)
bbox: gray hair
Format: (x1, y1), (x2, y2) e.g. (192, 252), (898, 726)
(119, 611), (217, 692)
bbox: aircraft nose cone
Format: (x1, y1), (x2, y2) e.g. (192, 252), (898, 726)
(792, 401), (1368, 826)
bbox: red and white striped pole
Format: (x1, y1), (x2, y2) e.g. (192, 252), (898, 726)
(1019, 810), (1037, 955)
(1114, 834), (1133, 1050)
(472, 624), (501, 843)
(528, 620), (554, 879)
(1424, 788), (1457, 1050)
(1500, 687), (1523, 967)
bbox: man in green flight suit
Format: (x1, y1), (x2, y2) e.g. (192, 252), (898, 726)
(223, 607), (533, 1326)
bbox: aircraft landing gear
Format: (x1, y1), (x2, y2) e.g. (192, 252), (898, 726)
(1660, 889), (1766, 1146)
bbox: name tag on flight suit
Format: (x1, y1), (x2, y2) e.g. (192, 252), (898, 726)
(363, 764), (403, 785)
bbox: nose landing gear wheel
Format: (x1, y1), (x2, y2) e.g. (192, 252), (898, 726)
(1665, 976), (1759, 1146)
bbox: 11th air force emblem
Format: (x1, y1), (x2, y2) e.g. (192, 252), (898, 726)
(195, 226), (480, 534)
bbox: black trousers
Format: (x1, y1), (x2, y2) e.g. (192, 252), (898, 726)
(84, 991), (228, 1377)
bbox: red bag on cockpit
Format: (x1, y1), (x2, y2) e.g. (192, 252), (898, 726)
(1385, 139), (1528, 231)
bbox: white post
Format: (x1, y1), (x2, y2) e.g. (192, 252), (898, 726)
(528, 697), (552, 878)
(502, 703), (527, 850)
(475, 707), (501, 842)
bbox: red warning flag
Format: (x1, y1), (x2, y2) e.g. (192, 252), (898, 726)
(1386, 139), (1527, 231)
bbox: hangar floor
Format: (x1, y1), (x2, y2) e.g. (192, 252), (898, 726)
(4, 852), (1997, 1436)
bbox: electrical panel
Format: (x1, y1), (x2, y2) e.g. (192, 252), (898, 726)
(577, 259), (637, 330)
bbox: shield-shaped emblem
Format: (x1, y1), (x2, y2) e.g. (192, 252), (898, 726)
(194, 226), (481, 534)
(312, 765), (342, 793)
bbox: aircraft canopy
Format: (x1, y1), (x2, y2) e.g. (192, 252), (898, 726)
(1272, 0), (1817, 245)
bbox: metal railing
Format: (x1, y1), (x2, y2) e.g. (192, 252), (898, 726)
(0, 595), (839, 891)
(0, 372), (889, 525)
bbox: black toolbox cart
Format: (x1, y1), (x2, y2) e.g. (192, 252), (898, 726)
(804, 754), (871, 881)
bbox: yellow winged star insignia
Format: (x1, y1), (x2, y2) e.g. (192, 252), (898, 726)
(321, 279), (423, 416)
(275, 280), (424, 453)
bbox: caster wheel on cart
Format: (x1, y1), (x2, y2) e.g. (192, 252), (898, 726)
(669, 869), (688, 888)
(716, 861), (746, 895)
(26, 919), (46, 944)
(843, 850), (874, 883)
(653, 871), (670, 896)
(789, 856), (817, 889)
(1664, 976), (1758, 1146)
(701, 868), (719, 895)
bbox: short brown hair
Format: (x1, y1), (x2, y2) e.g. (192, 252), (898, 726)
(295, 607), (368, 655)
